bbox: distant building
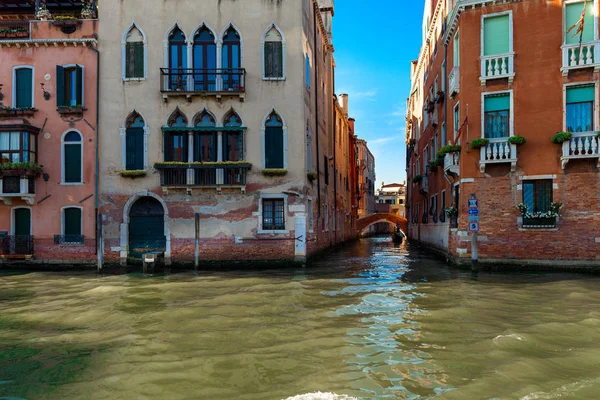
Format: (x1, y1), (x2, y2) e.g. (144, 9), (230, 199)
(356, 139), (375, 235)
(376, 183), (406, 218)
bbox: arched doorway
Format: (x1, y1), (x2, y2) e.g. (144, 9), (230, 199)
(128, 197), (166, 259)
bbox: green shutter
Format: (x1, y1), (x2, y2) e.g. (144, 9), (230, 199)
(56, 65), (65, 106)
(483, 15), (510, 56)
(64, 208), (81, 236)
(273, 42), (283, 77)
(75, 65), (83, 106)
(133, 42), (144, 78)
(265, 127), (284, 168)
(15, 68), (33, 108)
(14, 208), (31, 236)
(264, 42), (274, 77)
(566, 85), (595, 103)
(484, 94), (510, 112)
(126, 42), (133, 78)
(64, 144), (82, 183)
(566, 2), (594, 45)
(126, 128), (144, 170)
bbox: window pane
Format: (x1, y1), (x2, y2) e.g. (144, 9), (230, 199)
(10, 132), (20, 150)
(484, 110), (509, 138)
(566, 2), (594, 44)
(566, 102), (593, 132)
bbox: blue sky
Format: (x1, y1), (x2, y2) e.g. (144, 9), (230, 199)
(334, 0), (424, 186)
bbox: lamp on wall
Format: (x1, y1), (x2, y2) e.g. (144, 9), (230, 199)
(40, 83), (50, 100)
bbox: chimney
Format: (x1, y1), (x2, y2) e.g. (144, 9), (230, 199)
(339, 93), (349, 117)
(348, 117), (355, 134)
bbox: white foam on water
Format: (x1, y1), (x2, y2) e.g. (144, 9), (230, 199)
(521, 378), (600, 400)
(284, 392), (358, 400)
(493, 333), (524, 342)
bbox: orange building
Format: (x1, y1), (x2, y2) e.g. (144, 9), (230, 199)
(0, 1), (98, 265)
(407, 0), (600, 268)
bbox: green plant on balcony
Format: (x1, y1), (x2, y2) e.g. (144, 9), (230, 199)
(412, 174), (423, 184)
(596, 131), (600, 138)
(262, 168), (288, 177)
(551, 132), (572, 144)
(307, 171), (318, 181)
(53, 15), (79, 21)
(436, 144), (461, 160)
(119, 170), (147, 178)
(507, 135), (527, 145)
(470, 138), (489, 149)
(445, 206), (458, 217)
(0, 162), (43, 177)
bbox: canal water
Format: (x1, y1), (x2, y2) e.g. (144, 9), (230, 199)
(2, 237), (600, 400)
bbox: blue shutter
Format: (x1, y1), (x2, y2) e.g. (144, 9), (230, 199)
(15, 68), (33, 108)
(75, 65), (84, 106)
(484, 94), (510, 112)
(566, 85), (595, 103)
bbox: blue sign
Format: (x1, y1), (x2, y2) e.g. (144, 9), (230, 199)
(468, 215), (480, 222)
(468, 209), (479, 215)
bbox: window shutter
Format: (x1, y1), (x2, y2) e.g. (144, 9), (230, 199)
(64, 208), (82, 236)
(126, 127), (144, 170)
(484, 94), (510, 112)
(126, 42), (133, 78)
(264, 42), (274, 77)
(15, 68), (33, 108)
(566, 2), (594, 45)
(75, 65), (84, 106)
(483, 15), (509, 56)
(134, 42), (144, 78)
(56, 65), (65, 106)
(64, 144), (82, 183)
(566, 85), (595, 103)
(273, 42), (283, 78)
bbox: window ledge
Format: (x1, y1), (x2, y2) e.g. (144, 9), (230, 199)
(61, 182), (84, 186)
(258, 229), (289, 235)
(518, 227), (559, 232)
(262, 77), (286, 81)
(123, 77), (146, 82)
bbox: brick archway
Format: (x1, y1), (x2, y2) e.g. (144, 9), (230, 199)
(357, 213), (408, 235)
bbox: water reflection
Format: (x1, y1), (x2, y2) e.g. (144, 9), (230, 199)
(1, 237), (600, 399)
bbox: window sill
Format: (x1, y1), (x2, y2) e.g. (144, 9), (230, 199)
(123, 77), (146, 82)
(518, 227), (559, 232)
(263, 77), (286, 81)
(61, 182), (84, 185)
(258, 229), (289, 235)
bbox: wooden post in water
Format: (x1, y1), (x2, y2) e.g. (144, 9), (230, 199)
(97, 213), (103, 272)
(195, 213), (200, 270)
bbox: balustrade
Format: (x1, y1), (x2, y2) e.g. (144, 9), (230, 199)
(443, 152), (460, 176)
(562, 41), (600, 72)
(561, 132), (600, 169)
(479, 137), (517, 172)
(448, 66), (459, 96)
(480, 53), (514, 83)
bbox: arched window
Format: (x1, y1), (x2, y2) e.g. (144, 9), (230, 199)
(263, 26), (284, 79)
(165, 110), (188, 162)
(124, 25), (145, 80)
(193, 27), (216, 91)
(193, 111), (217, 162)
(264, 112), (284, 169)
(168, 27), (188, 90)
(222, 27), (241, 90)
(62, 131), (82, 184)
(223, 111), (243, 162)
(61, 207), (83, 244)
(125, 112), (145, 170)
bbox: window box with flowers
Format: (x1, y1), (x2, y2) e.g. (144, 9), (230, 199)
(0, 107), (37, 118)
(517, 202), (562, 229)
(57, 105), (86, 115)
(446, 205), (458, 228)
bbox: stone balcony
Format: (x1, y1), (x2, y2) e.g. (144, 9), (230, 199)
(0, 177), (35, 205)
(448, 66), (459, 97)
(560, 132), (600, 169)
(479, 137), (517, 173)
(561, 41), (600, 74)
(444, 152), (460, 176)
(480, 53), (514, 84)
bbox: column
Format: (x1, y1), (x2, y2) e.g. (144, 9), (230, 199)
(216, 43), (223, 91)
(187, 131), (194, 185)
(217, 131), (224, 184)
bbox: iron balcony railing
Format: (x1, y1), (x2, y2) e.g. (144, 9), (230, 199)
(1, 177), (35, 195)
(54, 235), (85, 245)
(159, 68), (246, 94)
(0, 20), (30, 40)
(0, 235), (34, 257)
(155, 163), (250, 187)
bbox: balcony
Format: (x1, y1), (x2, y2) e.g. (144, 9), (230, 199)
(0, 235), (34, 259)
(480, 53), (514, 84)
(448, 66), (459, 97)
(562, 41), (600, 74)
(479, 137), (517, 173)
(560, 132), (600, 169)
(0, 176), (35, 205)
(155, 163), (251, 191)
(160, 68), (246, 101)
(444, 152), (460, 176)
(54, 234), (85, 245)
(0, 20), (30, 41)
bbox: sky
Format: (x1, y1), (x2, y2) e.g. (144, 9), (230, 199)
(333, 0), (425, 187)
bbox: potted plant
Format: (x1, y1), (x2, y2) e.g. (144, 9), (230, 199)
(262, 168), (288, 177)
(57, 105), (85, 115)
(470, 138), (489, 149)
(551, 131), (572, 144)
(436, 90), (445, 104)
(119, 170), (147, 178)
(517, 202), (563, 228)
(81, 3), (96, 19)
(0, 162), (43, 178)
(307, 171), (318, 182)
(412, 174), (423, 184)
(445, 205), (458, 228)
(36, 4), (51, 20)
(426, 101), (435, 113)
(15, 28), (28, 38)
(507, 135), (526, 145)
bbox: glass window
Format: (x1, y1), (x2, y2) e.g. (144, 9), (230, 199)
(523, 180), (552, 213)
(305, 54), (311, 88)
(56, 65), (83, 107)
(193, 27), (217, 91)
(565, 1), (594, 45)
(263, 199), (285, 230)
(453, 103), (460, 137)
(0, 131), (36, 164)
(566, 85), (594, 132)
(125, 113), (145, 170)
(168, 27), (188, 91)
(265, 112), (284, 168)
(484, 94), (510, 139)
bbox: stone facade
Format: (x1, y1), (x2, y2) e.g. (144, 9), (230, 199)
(406, 0), (600, 267)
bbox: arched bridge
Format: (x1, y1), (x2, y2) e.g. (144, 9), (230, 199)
(357, 213), (408, 235)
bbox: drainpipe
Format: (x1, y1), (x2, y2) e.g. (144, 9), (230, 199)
(333, 97), (337, 246)
(313, 1), (321, 219)
(89, 34), (101, 266)
(442, 22), (455, 211)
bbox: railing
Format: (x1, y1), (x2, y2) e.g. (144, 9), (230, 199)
(480, 137), (517, 172)
(443, 152), (460, 176)
(562, 41), (600, 72)
(0, 235), (34, 257)
(159, 68), (246, 94)
(561, 132), (600, 169)
(1, 177), (35, 195)
(54, 235), (85, 245)
(448, 66), (460, 96)
(522, 217), (556, 229)
(0, 20), (30, 40)
(156, 164), (250, 187)
(481, 53), (514, 82)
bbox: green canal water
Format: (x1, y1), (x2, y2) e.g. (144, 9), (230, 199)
(2, 237), (600, 399)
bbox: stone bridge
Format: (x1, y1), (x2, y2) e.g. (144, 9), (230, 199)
(357, 213), (408, 235)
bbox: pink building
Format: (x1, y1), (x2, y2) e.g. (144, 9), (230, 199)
(0, 1), (98, 265)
